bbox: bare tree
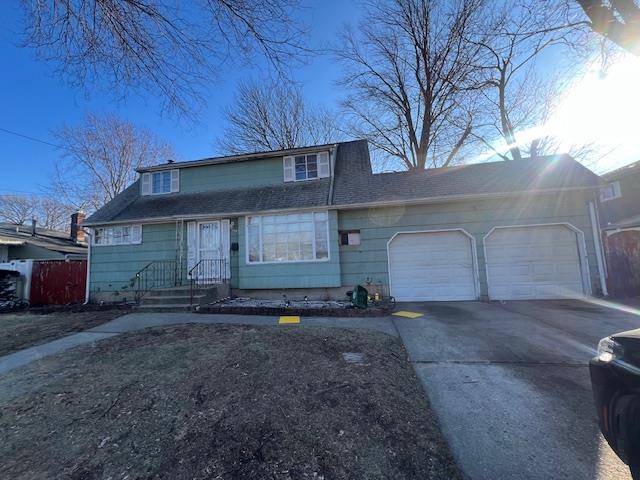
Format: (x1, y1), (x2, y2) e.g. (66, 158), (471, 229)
(471, 2), (578, 160)
(576, 0), (640, 55)
(37, 197), (76, 231)
(0, 195), (39, 225)
(468, 2), (603, 162)
(19, 0), (307, 114)
(219, 80), (341, 153)
(51, 113), (174, 211)
(337, 0), (489, 170)
(0, 194), (75, 230)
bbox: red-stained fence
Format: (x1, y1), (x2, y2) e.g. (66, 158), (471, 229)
(604, 230), (640, 298)
(30, 260), (87, 306)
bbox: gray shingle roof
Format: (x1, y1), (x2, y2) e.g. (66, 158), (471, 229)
(86, 178), (331, 224)
(86, 139), (602, 225)
(0, 223), (86, 255)
(603, 160), (640, 180)
(332, 141), (602, 206)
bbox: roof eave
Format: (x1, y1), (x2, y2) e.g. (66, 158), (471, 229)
(137, 143), (341, 173)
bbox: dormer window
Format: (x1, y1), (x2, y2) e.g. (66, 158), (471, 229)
(283, 152), (330, 182)
(600, 181), (621, 202)
(141, 169), (180, 195)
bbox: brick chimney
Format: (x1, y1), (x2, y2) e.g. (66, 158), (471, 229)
(70, 211), (86, 243)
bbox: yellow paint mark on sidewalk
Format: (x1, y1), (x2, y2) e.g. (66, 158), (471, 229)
(279, 316), (301, 324)
(392, 311), (423, 319)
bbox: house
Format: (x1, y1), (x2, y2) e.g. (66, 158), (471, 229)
(0, 212), (87, 262)
(598, 160), (640, 297)
(84, 140), (606, 304)
(0, 212), (88, 305)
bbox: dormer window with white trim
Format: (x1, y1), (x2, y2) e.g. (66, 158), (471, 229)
(141, 169), (179, 195)
(283, 152), (330, 182)
(600, 181), (621, 202)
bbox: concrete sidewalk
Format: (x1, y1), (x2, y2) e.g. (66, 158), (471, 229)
(0, 312), (397, 375)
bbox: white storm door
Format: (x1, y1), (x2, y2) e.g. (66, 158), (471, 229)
(197, 221), (223, 281)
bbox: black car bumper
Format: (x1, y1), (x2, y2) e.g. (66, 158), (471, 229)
(590, 357), (640, 465)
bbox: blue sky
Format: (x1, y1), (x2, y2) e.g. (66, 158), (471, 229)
(0, 1), (362, 196)
(1, 2), (638, 197)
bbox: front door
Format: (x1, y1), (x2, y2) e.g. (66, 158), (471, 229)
(196, 221), (226, 282)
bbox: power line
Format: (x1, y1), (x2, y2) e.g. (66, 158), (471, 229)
(0, 127), (65, 150)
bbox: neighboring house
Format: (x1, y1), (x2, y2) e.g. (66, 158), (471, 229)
(599, 160), (640, 297)
(84, 140), (606, 304)
(0, 212), (87, 262)
(0, 213), (88, 305)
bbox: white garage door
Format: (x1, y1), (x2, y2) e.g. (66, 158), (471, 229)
(485, 225), (585, 300)
(388, 231), (477, 301)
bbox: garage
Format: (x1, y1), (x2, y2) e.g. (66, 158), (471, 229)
(388, 230), (477, 301)
(485, 224), (586, 300)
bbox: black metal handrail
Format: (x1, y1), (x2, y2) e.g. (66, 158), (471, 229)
(188, 258), (228, 307)
(135, 259), (185, 302)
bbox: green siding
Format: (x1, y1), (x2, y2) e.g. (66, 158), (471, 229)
(337, 192), (602, 298)
(237, 210), (341, 289)
(89, 192), (602, 300)
(90, 218), (240, 300)
(179, 157), (284, 194)
(90, 223), (178, 300)
(229, 219), (240, 289)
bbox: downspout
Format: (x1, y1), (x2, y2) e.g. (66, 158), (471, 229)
(589, 201), (608, 297)
(83, 228), (92, 304)
(327, 144), (338, 206)
(594, 201), (608, 278)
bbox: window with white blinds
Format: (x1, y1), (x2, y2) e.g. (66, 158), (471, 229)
(93, 225), (142, 246)
(283, 152), (330, 182)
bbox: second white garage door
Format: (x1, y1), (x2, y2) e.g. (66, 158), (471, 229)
(485, 225), (585, 300)
(388, 231), (477, 301)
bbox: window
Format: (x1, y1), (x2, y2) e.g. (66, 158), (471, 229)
(600, 181), (621, 202)
(340, 230), (361, 246)
(283, 152), (330, 182)
(93, 225), (142, 246)
(247, 212), (330, 263)
(141, 169), (179, 195)
(152, 171), (171, 193)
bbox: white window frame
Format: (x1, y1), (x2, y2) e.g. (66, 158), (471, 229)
(141, 169), (179, 195)
(245, 211), (331, 264)
(283, 152), (330, 182)
(600, 181), (621, 202)
(92, 225), (142, 246)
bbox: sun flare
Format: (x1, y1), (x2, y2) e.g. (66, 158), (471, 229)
(548, 55), (640, 171)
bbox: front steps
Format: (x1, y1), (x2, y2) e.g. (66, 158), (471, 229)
(134, 284), (229, 312)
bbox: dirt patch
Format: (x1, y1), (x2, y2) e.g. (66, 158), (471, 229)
(0, 324), (461, 479)
(0, 309), (126, 357)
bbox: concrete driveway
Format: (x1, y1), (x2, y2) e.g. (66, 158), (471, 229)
(393, 300), (640, 480)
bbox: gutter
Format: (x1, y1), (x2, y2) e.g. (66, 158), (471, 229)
(327, 144), (339, 206)
(83, 228), (92, 304)
(589, 201), (608, 297)
(138, 143), (339, 173)
(83, 185), (601, 228)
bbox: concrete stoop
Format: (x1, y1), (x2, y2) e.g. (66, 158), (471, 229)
(134, 283), (229, 312)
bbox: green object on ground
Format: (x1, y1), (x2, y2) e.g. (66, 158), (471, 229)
(351, 285), (368, 309)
